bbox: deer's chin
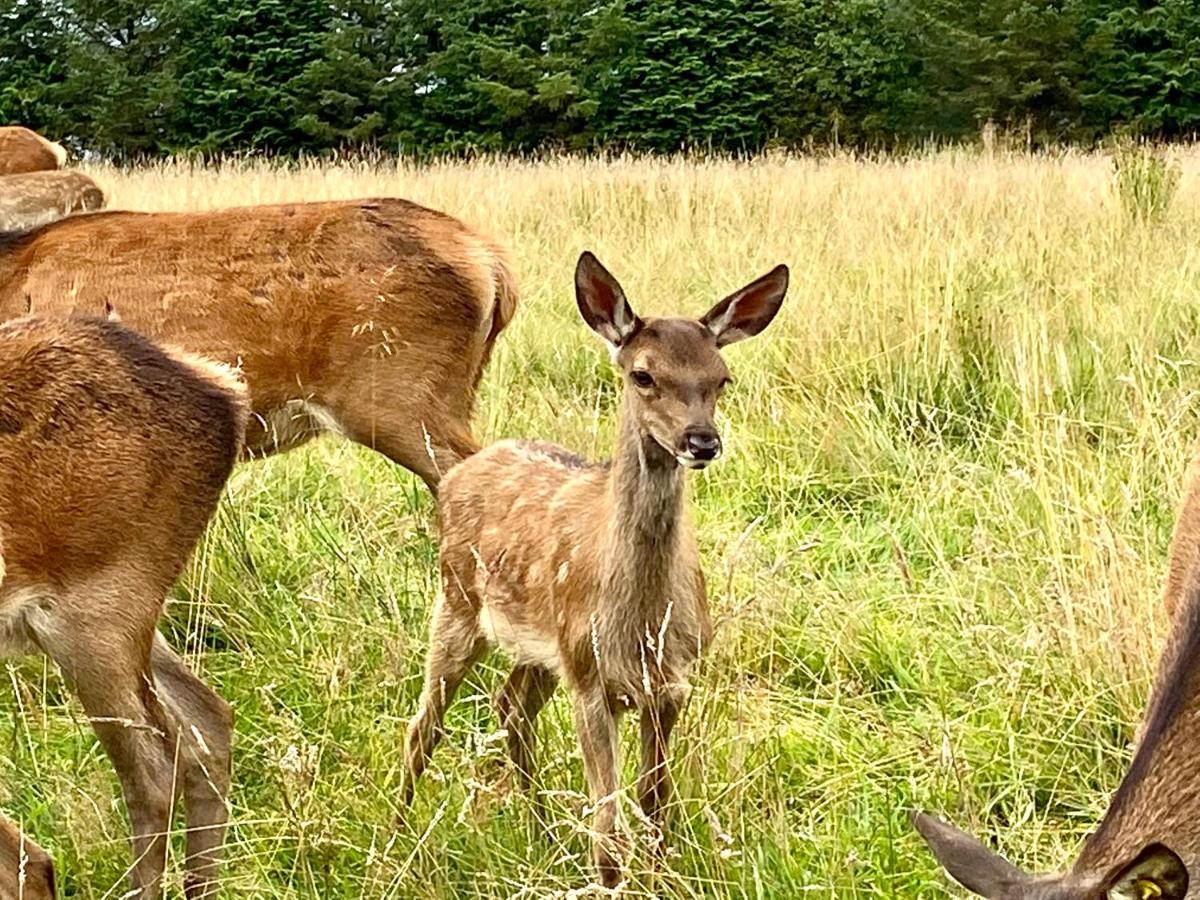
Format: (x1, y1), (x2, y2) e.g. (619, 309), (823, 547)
(676, 455), (714, 470)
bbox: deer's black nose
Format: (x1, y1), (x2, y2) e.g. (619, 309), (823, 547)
(684, 428), (722, 461)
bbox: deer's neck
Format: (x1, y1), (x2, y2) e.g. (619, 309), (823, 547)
(603, 401), (686, 597)
(1075, 592), (1200, 873)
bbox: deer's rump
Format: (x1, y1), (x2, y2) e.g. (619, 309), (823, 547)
(0, 127), (64, 176)
(0, 198), (519, 485)
(0, 316), (246, 589)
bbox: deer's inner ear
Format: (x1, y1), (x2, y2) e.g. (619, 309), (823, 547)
(574, 251), (640, 347)
(1104, 844), (1188, 900)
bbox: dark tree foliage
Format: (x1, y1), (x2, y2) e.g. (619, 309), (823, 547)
(1, 0), (1199, 157)
(0, 0), (68, 128)
(1079, 0), (1200, 137)
(903, 0), (1090, 142)
(769, 0), (923, 146)
(596, 0), (777, 151)
(384, 0), (608, 152)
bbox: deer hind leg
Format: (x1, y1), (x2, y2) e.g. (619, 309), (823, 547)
(338, 404), (478, 493)
(571, 688), (626, 889)
(322, 372), (480, 493)
(400, 597), (486, 806)
(29, 596), (175, 900)
(25, 573), (181, 900)
(81, 676), (176, 900)
(150, 634), (232, 900)
(494, 665), (557, 791)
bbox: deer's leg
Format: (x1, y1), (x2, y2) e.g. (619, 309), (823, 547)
(400, 599), (485, 805)
(637, 686), (687, 846)
(324, 384), (479, 493)
(28, 576), (179, 900)
(0, 814), (56, 900)
(494, 665), (557, 790)
(150, 634), (232, 900)
(571, 687), (626, 889)
(79, 669), (176, 900)
(36, 627), (174, 898)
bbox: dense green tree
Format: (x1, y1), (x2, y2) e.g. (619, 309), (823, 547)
(160, 0), (339, 152)
(383, 0), (613, 152)
(598, 0), (776, 151)
(50, 0), (181, 156)
(903, 0), (1089, 142)
(3, 0), (1200, 156)
(0, 0), (72, 135)
(769, 0), (922, 146)
(290, 0), (396, 148)
(1079, 0), (1200, 137)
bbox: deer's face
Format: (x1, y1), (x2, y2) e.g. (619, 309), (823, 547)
(573, 251), (789, 470)
(615, 319), (730, 468)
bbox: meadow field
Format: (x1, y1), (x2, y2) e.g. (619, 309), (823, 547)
(5, 148), (1200, 897)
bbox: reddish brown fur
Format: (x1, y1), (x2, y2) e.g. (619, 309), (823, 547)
(0, 316), (249, 899)
(0, 128), (63, 177)
(0, 815), (55, 900)
(0, 198), (518, 489)
(399, 253), (788, 887)
(0, 170), (105, 232)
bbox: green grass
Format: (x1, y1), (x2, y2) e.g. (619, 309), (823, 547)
(4, 148), (1200, 895)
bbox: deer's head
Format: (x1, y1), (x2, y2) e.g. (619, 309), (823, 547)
(914, 813), (1187, 900)
(574, 251), (788, 469)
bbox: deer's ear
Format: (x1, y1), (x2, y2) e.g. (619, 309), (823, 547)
(575, 252), (641, 348)
(913, 813), (1031, 898)
(701, 264), (788, 347)
(1103, 844), (1188, 900)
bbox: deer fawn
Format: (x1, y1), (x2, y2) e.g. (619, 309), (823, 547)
(399, 252), (788, 886)
(913, 574), (1200, 898)
(0, 815), (55, 900)
(0, 316), (248, 898)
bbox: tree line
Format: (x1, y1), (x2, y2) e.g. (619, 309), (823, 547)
(2, 0), (1199, 158)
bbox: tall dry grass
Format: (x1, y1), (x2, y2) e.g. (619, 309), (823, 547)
(4, 147), (1200, 896)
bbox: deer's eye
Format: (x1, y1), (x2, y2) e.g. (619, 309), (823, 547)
(631, 370), (655, 388)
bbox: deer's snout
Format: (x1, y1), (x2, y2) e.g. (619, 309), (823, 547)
(681, 426), (722, 466)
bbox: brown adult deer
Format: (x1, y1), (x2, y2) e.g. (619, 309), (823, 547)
(913, 573), (1200, 898)
(399, 251), (789, 887)
(0, 128), (65, 176)
(0, 170), (105, 232)
(0, 315), (248, 898)
(0, 814), (55, 900)
(0, 198), (518, 490)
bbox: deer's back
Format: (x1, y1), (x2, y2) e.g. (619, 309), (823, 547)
(0, 316), (246, 591)
(0, 199), (507, 414)
(440, 439), (609, 577)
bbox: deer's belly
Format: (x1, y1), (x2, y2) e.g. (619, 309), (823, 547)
(479, 602), (563, 674)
